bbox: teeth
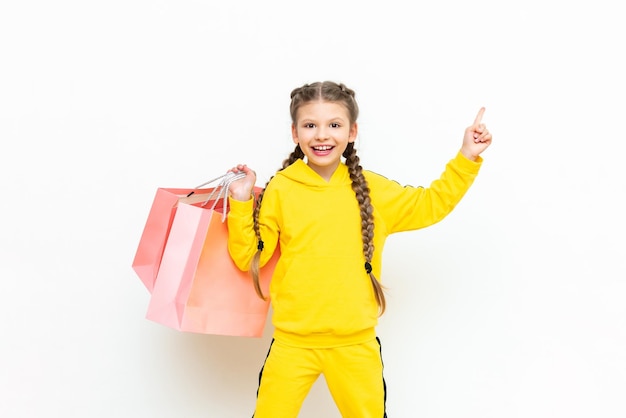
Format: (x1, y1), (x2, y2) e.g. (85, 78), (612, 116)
(314, 146), (332, 151)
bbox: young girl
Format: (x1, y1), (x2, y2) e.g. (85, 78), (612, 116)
(227, 81), (492, 417)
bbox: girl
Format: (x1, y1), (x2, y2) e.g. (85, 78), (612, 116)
(227, 81), (492, 417)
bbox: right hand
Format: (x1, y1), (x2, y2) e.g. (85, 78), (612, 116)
(460, 107), (492, 161)
(228, 164), (257, 201)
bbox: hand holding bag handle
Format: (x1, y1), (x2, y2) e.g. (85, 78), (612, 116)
(180, 171), (246, 222)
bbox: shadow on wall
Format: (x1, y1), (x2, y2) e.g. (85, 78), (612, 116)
(138, 311), (275, 414)
(140, 312), (340, 417)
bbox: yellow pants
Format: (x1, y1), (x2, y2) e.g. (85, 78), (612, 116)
(252, 337), (387, 418)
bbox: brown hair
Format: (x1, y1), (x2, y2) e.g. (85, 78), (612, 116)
(250, 81), (386, 315)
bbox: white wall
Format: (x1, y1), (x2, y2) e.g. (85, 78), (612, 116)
(1, 1), (624, 417)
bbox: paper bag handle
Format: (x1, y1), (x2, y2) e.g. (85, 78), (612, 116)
(185, 171), (246, 222)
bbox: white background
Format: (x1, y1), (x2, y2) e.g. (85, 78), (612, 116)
(1, 1), (625, 417)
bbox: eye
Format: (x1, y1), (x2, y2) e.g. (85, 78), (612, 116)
(304, 123), (315, 128)
(330, 123), (341, 128)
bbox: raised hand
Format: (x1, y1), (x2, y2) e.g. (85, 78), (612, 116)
(461, 107), (492, 161)
(227, 164), (257, 201)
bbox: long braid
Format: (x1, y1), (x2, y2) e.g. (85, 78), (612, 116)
(344, 142), (386, 314)
(250, 144), (305, 299)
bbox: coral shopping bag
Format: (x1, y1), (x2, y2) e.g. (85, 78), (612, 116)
(142, 173), (278, 337)
(132, 187), (190, 292)
(132, 173), (249, 292)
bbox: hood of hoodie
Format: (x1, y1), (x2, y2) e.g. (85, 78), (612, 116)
(275, 159), (352, 189)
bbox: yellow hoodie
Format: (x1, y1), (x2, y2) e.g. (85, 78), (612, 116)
(227, 152), (481, 348)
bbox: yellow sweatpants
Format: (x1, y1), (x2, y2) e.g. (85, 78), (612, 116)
(252, 337), (387, 418)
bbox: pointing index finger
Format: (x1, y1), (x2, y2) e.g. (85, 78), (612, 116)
(474, 107), (486, 125)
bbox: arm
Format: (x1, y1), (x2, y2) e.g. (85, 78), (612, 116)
(226, 164), (257, 271)
(371, 108), (492, 233)
(226, 164), (279, 271)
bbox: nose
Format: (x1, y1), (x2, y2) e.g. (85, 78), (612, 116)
(316, 127), (329, 140)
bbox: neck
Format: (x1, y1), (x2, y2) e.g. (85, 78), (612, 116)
(307, 161), (339, 182)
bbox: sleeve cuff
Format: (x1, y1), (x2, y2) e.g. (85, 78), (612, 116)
(454, 151), (483, 173)
(228, 196), (254, 213)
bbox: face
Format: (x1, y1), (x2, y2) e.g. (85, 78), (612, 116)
(291, 100), (358, 181)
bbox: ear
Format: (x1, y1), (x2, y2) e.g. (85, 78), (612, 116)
(291, 123), (299, 144)
(348, 122), (358, 143)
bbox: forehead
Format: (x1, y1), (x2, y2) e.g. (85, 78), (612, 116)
(296, 100), (350, 121)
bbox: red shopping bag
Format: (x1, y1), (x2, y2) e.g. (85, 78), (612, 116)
(132, 187), (193, 292)
(143, 176), (278, 337)
(132, 173), (248, 292)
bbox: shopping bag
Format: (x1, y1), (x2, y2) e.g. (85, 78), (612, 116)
(132, 188), (190, 292)
(144, 173), (278, 337)
(132, 173), (244, 292)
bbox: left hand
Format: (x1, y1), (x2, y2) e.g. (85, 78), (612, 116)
(461, 107), (492, 161)
(227, 164), (256, 201)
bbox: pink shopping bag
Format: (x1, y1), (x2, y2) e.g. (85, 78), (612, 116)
(132, 187), (194, 292)
(132, 173), (249, 292)
(143, 177), (278, 337)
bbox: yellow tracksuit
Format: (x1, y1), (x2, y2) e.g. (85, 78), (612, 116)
(228, 152), (482, 417)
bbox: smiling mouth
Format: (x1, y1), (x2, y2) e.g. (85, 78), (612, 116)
(312, 145), (334, 151)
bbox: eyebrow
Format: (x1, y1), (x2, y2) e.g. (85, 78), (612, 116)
(299, 117), (347, 124)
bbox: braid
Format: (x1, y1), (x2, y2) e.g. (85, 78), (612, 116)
(343, 142), (386, 315)
(281, 144), (305, 169)
(250, 144), (305, 299)
(250, 178), (270, 300)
